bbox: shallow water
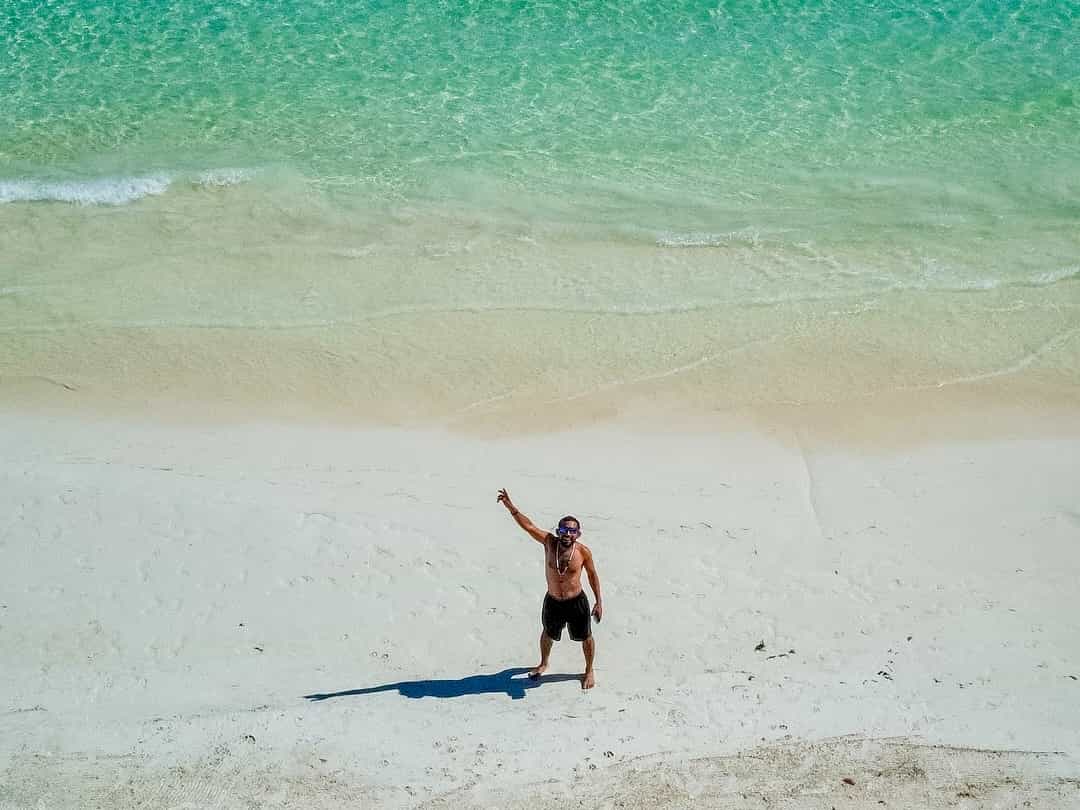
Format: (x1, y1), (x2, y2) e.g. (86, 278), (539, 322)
(2, 0), (1078, 420)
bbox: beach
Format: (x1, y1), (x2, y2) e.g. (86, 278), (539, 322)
(4, 0), (1080, 806)
(2, 395), (1079, 808)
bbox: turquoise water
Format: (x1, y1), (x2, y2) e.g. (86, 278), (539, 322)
(2, 0), (1079, 419)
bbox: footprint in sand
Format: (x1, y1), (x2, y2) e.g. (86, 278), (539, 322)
(459, 584), (480, 607)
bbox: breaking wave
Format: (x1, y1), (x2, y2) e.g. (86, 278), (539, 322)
(0, 168), (255, 206)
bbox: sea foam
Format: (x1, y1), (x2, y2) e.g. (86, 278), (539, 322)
(0, 169), (254, 205)
(0, 174), (172, 205)
(194, 168), (255, 188)
(656, 230), (763, 248)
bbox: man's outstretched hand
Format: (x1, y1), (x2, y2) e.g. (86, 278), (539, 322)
(497, 488), (516, 513)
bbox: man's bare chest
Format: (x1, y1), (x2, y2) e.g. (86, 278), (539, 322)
(546, 544), (582, 577)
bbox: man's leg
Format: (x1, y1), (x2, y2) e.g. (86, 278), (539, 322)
(529, 631), (554, 679)
(581, 636), (596, 689)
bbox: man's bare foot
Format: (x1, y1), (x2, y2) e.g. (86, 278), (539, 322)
(528, 663), (548, 680)
(582, 670), (596, 689)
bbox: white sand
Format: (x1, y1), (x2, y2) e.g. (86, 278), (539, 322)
(2, 408), (1079, 808)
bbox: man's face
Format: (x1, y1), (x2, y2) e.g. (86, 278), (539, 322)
(556, 521), (580, 548)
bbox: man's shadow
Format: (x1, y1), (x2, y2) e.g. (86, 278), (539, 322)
(304, 667), (581, 702)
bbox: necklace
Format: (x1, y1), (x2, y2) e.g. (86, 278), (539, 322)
(555, 541), (575, 574)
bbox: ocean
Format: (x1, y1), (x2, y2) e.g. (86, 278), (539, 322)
(2, 0), (1078, 421)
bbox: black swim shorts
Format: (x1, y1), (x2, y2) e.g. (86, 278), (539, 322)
(542, 591), (591, 641)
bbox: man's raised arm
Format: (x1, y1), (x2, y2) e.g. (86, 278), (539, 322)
(497, 488), (549, 544)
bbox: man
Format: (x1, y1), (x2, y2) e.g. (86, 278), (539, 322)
(497, 488), (603, 689)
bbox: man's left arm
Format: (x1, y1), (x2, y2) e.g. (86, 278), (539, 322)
(583, 547), (603, 622)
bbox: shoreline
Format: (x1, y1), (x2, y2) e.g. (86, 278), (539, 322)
(4, 234), (1079, 446)
(3, 361), (1080, 450)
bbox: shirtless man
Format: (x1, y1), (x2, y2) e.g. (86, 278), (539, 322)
(497, 488), (603, 689)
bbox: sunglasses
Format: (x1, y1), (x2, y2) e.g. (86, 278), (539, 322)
(556, 526), (580, 537)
